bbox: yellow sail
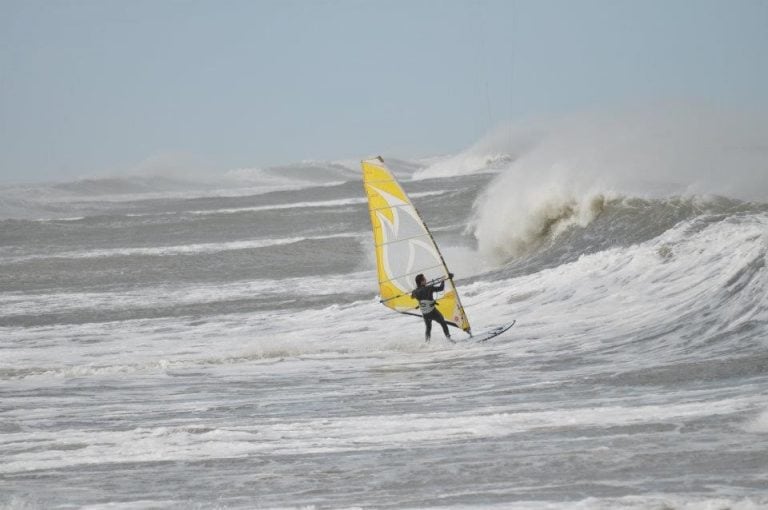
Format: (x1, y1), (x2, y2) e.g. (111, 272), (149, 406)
(361, 156), (471, 333)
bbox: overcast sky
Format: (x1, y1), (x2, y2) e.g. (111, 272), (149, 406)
(1, 0), (767, 182)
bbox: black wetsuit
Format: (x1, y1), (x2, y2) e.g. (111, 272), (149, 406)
(411, 281), (450, 340)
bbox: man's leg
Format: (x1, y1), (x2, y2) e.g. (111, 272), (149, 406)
(423, 314), (432, 342)
(434, 309), (451, 338)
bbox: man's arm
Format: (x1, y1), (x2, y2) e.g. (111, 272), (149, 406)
(432, 273), (454, 292)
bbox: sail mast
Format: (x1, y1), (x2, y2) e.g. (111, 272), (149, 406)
(408, 182), (472, 335)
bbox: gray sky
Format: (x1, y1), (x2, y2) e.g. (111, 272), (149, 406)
(1, 0), (767, 182)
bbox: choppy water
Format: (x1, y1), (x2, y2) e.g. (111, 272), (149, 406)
(1, 154), (767, 509)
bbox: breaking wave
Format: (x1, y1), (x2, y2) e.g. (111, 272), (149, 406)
(465, 106), (768, 263)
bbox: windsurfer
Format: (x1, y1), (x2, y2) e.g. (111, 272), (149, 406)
(411, 273), (454, 342)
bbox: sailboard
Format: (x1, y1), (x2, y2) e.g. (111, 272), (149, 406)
(473, 320), (516, 342)
(361, 156), (472, 335)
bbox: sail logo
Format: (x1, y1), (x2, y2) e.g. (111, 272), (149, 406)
(367, 184), (442, 294)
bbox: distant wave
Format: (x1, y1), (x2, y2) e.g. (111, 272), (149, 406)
(187, 190), (448, 216)
(412, 120), (550, 180)
(227, 157), (425, 185)
(0, 158), (433, 220)
(2, 233), (360, 264)
(0, 179), (327, 221)
(225, 160), (359, 186)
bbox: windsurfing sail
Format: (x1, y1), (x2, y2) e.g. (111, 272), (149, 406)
(361, 156), (471, 334)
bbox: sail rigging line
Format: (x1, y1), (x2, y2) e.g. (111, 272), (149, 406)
(377, 233), (439, 248)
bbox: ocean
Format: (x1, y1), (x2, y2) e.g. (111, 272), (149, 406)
(2, 137), (768, 508)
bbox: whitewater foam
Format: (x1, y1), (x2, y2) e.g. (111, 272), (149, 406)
(1, 394), (757, 475)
